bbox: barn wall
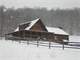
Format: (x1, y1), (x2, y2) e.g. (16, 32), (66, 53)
(30, 20), (47, 32)
(5, 31), (69, 45)
(5, 30), (69, 43)
(54, 34), (69, 43)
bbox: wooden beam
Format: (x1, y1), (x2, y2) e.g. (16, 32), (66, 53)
(49, 41), (51, 49)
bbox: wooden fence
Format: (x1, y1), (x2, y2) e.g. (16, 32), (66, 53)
(5, 37), (80, 50)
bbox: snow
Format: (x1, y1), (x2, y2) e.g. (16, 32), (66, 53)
(14, 18), (40, 32)
(25, 18), (40, 30)
(0, 36), (80, 60)
(46, 26), (69, 35)
(14, 27), (19, 32)
(69, 36), (80, 46)
(69, 36), (80, 42)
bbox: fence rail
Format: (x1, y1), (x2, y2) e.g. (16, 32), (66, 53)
(15, 40), (80, 50)
(5, 36), (80, 49)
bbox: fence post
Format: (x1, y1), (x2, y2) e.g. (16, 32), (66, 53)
(37, 39), (39, 47)
(49, 41), (51, 49)
(62, 41), (64, 50)
(27, 38), (29, 45)
(37, 37), (40, 47)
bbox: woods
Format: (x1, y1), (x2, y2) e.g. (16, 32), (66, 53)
(0, 6), (80, 36)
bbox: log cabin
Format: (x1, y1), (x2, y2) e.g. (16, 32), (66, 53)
(5, 18), (69, 44)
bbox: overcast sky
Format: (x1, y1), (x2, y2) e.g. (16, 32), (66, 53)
(0, 0), (80, 9)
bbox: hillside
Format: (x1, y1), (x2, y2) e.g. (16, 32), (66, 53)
(0, 6), (80, 36)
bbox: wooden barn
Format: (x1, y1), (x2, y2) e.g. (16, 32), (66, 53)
(5, 18), (69, 44)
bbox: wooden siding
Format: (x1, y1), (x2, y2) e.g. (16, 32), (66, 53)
(5, 30), (54, 41)
(54, 34), (69, 43)
(5, 30), (69, 44)
(30, 19), (47, 32)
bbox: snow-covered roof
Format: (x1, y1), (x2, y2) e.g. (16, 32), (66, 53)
(25, 18), (40, 30)
(14, 18), (40, 32)
(46, 26), (69, 35)
(14, 27), (19, 32)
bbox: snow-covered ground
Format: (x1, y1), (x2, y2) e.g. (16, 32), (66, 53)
(0, 36), (80, 60)
(69, 36), (80, 42)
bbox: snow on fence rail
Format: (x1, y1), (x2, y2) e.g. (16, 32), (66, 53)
(6, 38), (80, 50)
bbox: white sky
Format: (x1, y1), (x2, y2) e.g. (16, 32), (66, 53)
(0, 0), (80, 9)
